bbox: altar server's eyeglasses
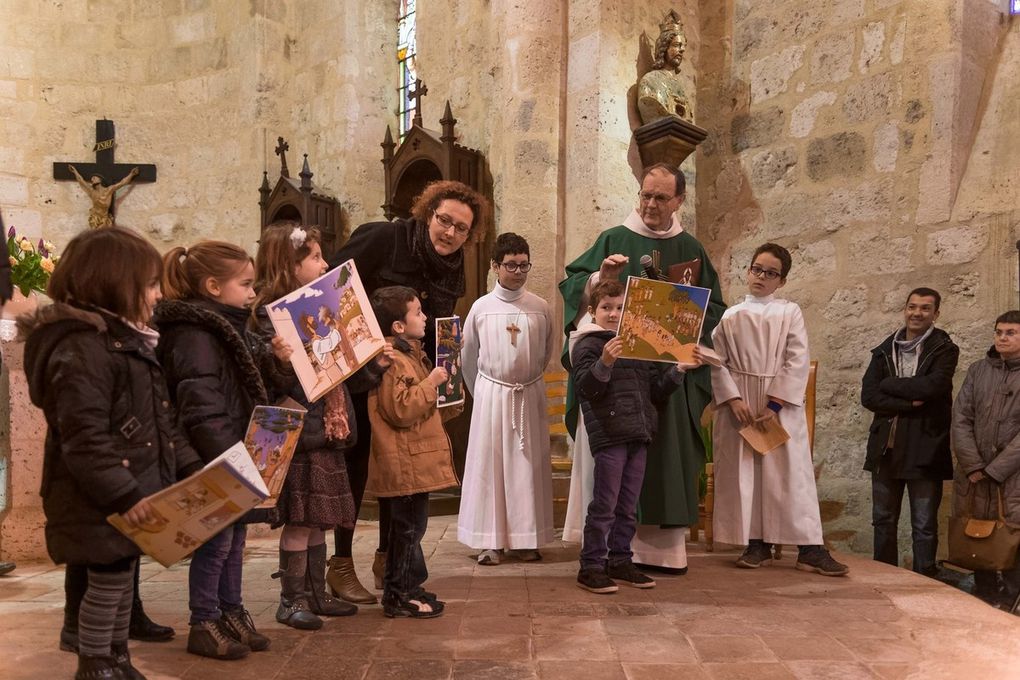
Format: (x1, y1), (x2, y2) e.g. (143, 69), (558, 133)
(498, 262), (533, 273)
(749, 265), (782, 280)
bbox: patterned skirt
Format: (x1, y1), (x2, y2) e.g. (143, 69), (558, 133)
(274, 448), (356, 530)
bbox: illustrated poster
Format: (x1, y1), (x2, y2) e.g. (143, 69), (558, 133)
(435, 315), (464, 408)
(266, 259), (385, 402)
(107, 442), (268, 567)
(243, 398), (307, 508)
(617, 276), (711, 364)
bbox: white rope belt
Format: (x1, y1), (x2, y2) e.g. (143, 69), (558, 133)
(728, 367), (777, 379)
(478, 370), (544, 449)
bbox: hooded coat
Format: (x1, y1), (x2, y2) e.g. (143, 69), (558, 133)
(153, 299), (270, 462)
(952, 348), (1020, 525)
(22, 303), (202, 565)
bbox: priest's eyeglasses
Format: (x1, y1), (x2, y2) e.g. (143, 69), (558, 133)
(498, 262), (533, 273)
(434, 212), (472, 236)
(639, 191), (675, 204)
(749, 265), (782, 280)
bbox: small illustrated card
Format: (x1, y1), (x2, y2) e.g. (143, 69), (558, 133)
(617, 276), (711, 364)
(107, 442), (268, 567)
(738, 418), (791, 455)
(266, 259), (386, 402)
(435, 315), (465, 408)
(243, 398), (307, 508)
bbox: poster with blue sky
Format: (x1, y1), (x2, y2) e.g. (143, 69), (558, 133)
(267, 260), (385, 402)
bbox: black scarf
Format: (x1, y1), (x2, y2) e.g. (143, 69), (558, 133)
(409, 218), (465, 316)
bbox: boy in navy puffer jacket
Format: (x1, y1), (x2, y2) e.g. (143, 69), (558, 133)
(570, 279), (702, 594)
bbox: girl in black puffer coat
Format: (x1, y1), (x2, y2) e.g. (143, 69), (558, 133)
(154, 241), (289, 661)
(23, 227), (203, 680)
(252, 223), (391, 630)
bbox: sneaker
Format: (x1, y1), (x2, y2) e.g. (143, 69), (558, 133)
(186, 619), (250, 660)
(577, 567), (618, 594)
(796, 549), (849, 577)
(735, 542), (773, 569)
(221, 608), (270, 652)
(477, 549), (502, 566)
(607, 562), (656, 588)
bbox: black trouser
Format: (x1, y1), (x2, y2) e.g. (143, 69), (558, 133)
(335, 392), (391, 556)
(383, 493), (430, 604)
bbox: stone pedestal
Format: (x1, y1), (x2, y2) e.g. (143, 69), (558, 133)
(0, 321), (48, 562)
(634, 117), (708, 169)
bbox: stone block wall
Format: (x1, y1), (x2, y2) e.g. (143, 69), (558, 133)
(697, 0), (1019, 556)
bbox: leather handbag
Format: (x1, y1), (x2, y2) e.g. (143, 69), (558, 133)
(948, 483), (1020, 571)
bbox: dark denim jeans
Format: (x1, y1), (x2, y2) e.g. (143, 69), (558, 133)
(871, 462), (943, 573)
(188, 523), (246, 623)
(383, 493), (430, 604)
(580, 441), (647, 570)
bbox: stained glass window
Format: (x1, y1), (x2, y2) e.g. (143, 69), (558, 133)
(1012, 0), (1020, 15)
(398, 0), (418, 138)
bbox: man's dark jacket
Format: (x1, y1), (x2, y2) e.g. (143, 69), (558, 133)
(860, 327), (959, 479)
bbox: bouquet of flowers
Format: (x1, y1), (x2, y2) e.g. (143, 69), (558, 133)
(6, 226), (59, 296)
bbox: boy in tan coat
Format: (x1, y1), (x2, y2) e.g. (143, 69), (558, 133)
(367, 286), (460, 618)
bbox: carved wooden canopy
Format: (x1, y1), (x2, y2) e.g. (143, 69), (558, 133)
(259, 138), (343, 256)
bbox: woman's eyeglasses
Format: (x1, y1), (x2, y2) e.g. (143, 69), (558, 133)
(434, 212), (471, 236)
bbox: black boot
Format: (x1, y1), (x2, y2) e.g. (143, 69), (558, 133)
(0, 561), (15, 576)
(306, 543), (358, 617)
(75, 654), (126, 680)
(111, 642), (146, 680)
(128, 562), (174, 642)
(273, 549), (322, 630)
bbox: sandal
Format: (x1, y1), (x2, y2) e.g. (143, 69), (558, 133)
(383, 597), (445, 619)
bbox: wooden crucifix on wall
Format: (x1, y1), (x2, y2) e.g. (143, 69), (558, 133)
(53, 120), (157, 229)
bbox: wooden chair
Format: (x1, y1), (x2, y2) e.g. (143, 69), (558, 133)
(545, 371), (572, 472)
(699, 360), (818, 553)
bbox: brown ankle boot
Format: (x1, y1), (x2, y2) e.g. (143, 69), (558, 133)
(325, 556), (377, 604)
(372, 551), (387, 590)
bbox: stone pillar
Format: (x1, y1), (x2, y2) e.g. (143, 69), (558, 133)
(0, 323), (48, 562)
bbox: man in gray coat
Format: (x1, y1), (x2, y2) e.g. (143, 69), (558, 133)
(952, 310), (1020, 607)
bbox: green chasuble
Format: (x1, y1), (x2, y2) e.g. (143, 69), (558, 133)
(559, 224), (726, 526)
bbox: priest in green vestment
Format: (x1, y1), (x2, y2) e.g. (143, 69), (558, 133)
(559, 163), (726, 572)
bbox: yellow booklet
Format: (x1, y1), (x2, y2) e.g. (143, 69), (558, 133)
(107, 442), (268, 567)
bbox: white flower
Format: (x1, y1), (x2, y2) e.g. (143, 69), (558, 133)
(41, 257), (55, 273)
(19, 238), (33, 253)
(289, 227), (308, 250)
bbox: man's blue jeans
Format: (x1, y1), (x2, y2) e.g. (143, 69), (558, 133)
(581, 442), (647, 570)
(188, 523), (246, 623)
(871, 462), (943, 573)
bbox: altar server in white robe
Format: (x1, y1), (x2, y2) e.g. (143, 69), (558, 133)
(458, 233), (557, 565)
(711, 243), (849, 577)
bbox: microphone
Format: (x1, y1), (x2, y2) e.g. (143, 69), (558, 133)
(640, 254), (664, 281)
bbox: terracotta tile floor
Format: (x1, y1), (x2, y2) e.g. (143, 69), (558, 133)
(1, 516), (1019, 679)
